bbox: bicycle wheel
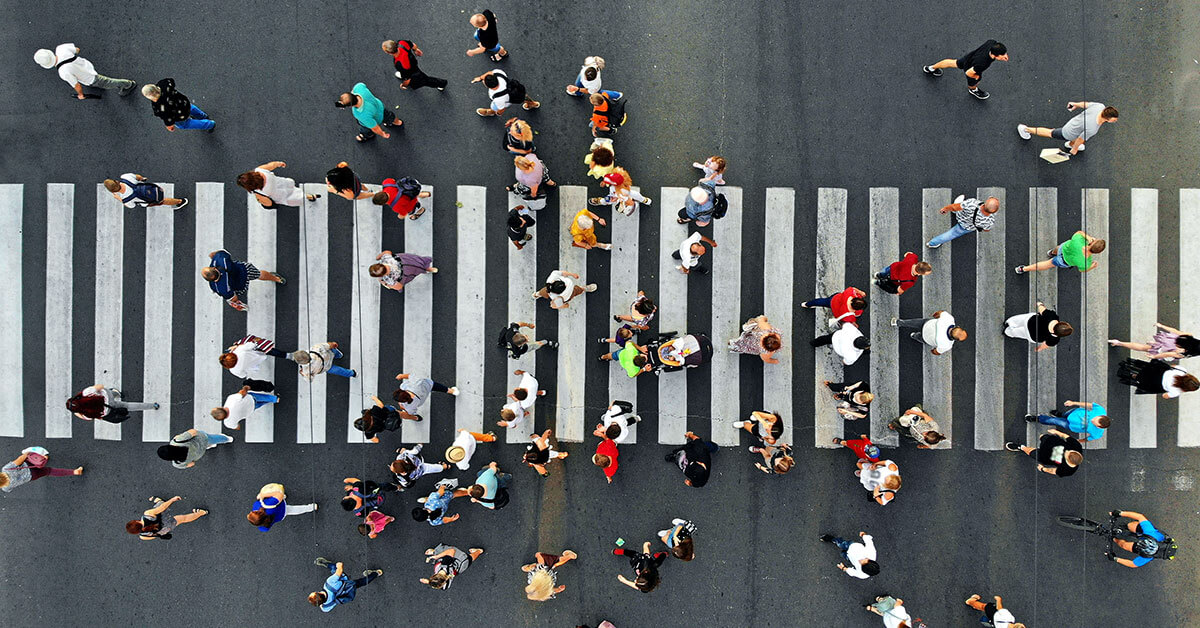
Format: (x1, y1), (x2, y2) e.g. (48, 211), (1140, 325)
(1056, 515), (1101, 532)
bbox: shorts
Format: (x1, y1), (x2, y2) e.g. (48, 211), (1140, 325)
(1050, 251), (1069, 268)
(244, 264), (262, 281)
(1050, 128), (1067, 140)
(474, 32), (502, 54)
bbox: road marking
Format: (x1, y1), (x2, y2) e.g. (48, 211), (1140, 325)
(142, 184), (175, 442)
(348, 192), (382, 443)
(1173, 470), (1194, 491)
(1081, 189), (1110, 449)
(555, 186), (588, 442)
(710, 186), (742, 446)
(919, 189), (954, 449)
(763, 188), (795, 446)
(401, 187), (434, 444)
(868, 188), (900, 447)
(608, 188), (640, 443)
(658, 187), (689, 445)
(1026, 187), (1057, 447)
(814, 187), (846, 448)
(93, 185), (123, 441)
(974, 187), (1006, 450)
(1130, 189), (1159, 448)
(45, 184), (74, 439)
(0, 185), (22, 438)
(505, 191), (534, 443)
(1179, 189), (1200, 446)
(296, 192), (328, 443)
(455, 185), (487, 434)
(192, 183), (224, 431)
(245, 193), (277, 443)
(1130, 466), (1146, 492)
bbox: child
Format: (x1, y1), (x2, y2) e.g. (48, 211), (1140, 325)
(832, 434), (881, 462)
(358, 510), (394, 538)
(598, 326), (635, 346)
(692, 156), (727, 185)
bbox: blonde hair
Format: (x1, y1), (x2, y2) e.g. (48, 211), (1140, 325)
(0, 473), (9, 489)
(608, 167), (633, 192)
(524, 568), (555, 601)
(141, 84), (161, 99)
(514, 156), (534, 171)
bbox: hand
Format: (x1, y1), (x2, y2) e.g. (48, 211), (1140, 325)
(837, 563), (846, 570)
(275, 161), (286, 168)
(1067, 101), (1081, 111)
(859, 531), (867, 537)
(607, 476), (613, 484)
(166, 125), (176, 132)
(597, 217), (607, 226)
(1110, 509), (1122, 517)
(170, 495), (181, 502)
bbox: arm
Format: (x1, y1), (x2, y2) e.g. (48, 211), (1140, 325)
(617, 575), (641, 590)
(760, 352), (780, 364)
(1047, 428), (1070, 439)
(10, 453), (28, 466)
(1065, 400), (1094, 410)
(1155, 322), (1183, 335)
(1037, 465), (1060, 475)
(939, 203), (963, 214)
(370, 124), (389, 138)
(993, 596), (1003, 610)
(518, 322), (536, 329)
(587, 210), (606, 226)
(394, 373), (411, 381)
(470, 72), (492, 83)
(257, 161), (284, 171)
(412, 44), (423, 56)
(699, 235), (718, 247)
(1035, 342), (1050, 352)
(334, 562), (344, 577)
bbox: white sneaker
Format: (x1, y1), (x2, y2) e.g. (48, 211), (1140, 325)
(657, 529), (671, 537)
(585, 283), (598, 292)
(671, 518), (687, 526)
(447, 387), (460, 396)
(1017, 124), (1031, 140)
(733, 421), (745, 428)
(395, 71), (403, 79)
(1065, 141), (1084, 151)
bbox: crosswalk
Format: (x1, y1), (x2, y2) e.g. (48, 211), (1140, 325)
(1, 183), (1196, 452)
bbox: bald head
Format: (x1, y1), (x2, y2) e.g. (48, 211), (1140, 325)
(982, 197), (1001, 214)
(690, 186), (710, 204)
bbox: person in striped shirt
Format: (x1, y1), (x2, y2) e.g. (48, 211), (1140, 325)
(218, 335), (294, 380)
(926, 195), (1000, 248)
(201, 249), (285, 311)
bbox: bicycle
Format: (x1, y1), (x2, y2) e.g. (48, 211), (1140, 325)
(1055, 513), (1134, 556)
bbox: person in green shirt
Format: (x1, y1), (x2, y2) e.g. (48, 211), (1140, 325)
(336, 82), (403, 143)
(599, 340), (652, 377)
(1014, 229), (1104, 274)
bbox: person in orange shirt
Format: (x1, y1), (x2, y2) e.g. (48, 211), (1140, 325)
(569, 208), (610, 250)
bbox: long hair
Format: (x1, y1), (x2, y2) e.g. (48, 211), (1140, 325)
(525, 568), (555, 601)
(66, 393), (105, 418)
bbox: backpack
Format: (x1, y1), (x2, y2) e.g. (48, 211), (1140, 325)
(496, 78), (527, 106)
(711, 193), (729, 220)
(396, 176), (422, 198)
(874, 276), (901, 294)
(1154, 537), (1178, 560)
(477, 486), (511, 510)
(121, 178), (163, 207)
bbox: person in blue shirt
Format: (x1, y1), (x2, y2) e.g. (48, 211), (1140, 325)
(308, 558), (382, 612)
(200, 249), (285, 311)
(1109, 510), (1172, 568)
(413, 480), (466, 526)
(246, 483), (318, 531)
(1026, 400), (1109, 442)
(336, 83), (402, 143)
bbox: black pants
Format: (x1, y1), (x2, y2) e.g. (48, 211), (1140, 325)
(406, 71), (448, 90)
(810, 333), (834, 347)
(242, 378), (275, 392)
(508, 214), (535, 242)
(357, 110), (398, 140)
(266, 347), (288, 359)
(671, 250), (707, 274)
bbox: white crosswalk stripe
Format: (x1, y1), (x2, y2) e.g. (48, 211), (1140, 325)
(7, 183), (1198, 452)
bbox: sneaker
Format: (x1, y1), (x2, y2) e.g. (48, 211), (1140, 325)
(748, 446), (761, 453)
(437, 86), (445, 92)
(395, 71), (404, 79)
(532, 291), (541, 300)
(476, 108), (496, 117)
(1065, 141), (1084, 151)
(642, 198), (653, 206)
(1024, 414), (1037, 423)
(119, 81), (137, 96)
(1004, 441), (1021, 452)
(969, 88), (989, 100)
(733, 421), (745, 428)
(922, 65), (942, 77)
(546, 340), (559, 349)
(926, 241), (941, 249)
(314, 557), (332, 566)
(1047, 248), (1057, 258)
(874, 271), (888, 280)
(153, 403), (161, 409)
(206, 123), (216, 133)
(889, 317), (898, 327)
(819, 534), (834, 543)
(597, 338), (608, 344)
(585, 283), (598, 292)
(588, 197), (608, 206)
(175, 198), (190, 210)
(350, 370), (357, 377)
(632, 415), (642, 423)
(672, 518), (687, 526)
(664, 453), (677, 462)
(1017, 124), (1032, 140)
(364, 569), (383, 577)
(447, 387), (459, 396)
(1014, 265), (1026, 275)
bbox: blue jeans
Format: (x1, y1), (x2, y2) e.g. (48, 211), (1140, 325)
(250, 392), (279, 408)
(926, 223), (972, 247)
(326, 348), (356, 378)
(205, 432), (233, 446)
(175, 104), (215, 130)
(877, 265), (892, 278)
(802, 295), (834, 308)
(832, 536), (852, 560)
(600, 89), (624, 100)
(1037, 414), (1070, 430)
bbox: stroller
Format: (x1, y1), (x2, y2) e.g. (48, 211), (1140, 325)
(646, 331), (713, 373)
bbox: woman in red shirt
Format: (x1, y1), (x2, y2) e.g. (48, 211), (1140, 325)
(802, 286), (866, 325)
(875, 252), (932, 295)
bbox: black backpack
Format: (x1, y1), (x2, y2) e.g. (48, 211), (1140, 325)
(711, 193), (729, 220)
(496, 78), (527, 106)
(478, 486), (510, 510)
(1154, 537), (1178, 560)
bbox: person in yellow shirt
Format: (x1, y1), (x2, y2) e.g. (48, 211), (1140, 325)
(569, 209), (611, 250)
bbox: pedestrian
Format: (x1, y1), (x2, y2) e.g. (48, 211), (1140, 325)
(354, 396), (406, 442)
(236, 161), (319, 209)
(246, 483), (318, 531)
(1025, 400), (1109, 442)
(309, 558), (383, 612)
(472, 69), (539, 117)
(584, 138), (616, 179)
(887, 406), (947, 449)
(413, 479), (466, 526)
(507, 206), (536, 249)
(1116, 358), (1198, 399)
(589, 169), (652, 216)
(325, 162), (374, 201)
(676, 184), (719, 226)
(422, 544), (484, 590)
(67, 384), (158, 424)
(824, 380), (874, 421)
(693, 155), (728, 185)
(570, 208), (611, 250)
(865, 595), (913, 628)
(1014, 230), (1105, 274)
(673, 231), (717, 275)
(1004, 429), (1083, 477)
(666, 431), (718, 488)
(336, 83), (402, 143)
(599, 335), (653, 376)
(358, 510), (394, 538)
(499, 321), (557, 358)
(446, 428), (498, 471)
(35, 43), (135, 99)
(925, 195), (1000, 248)
(498, 369), (543, 429)
(922, 39), (1009, 99)
(372, 176), (430, 220)
(657, 518), (698, 561)
(614, 291), (657, 330)
(212, 384), (279, 431)
(751, 443), (794, 475)
(142, 79), (214, 132)
(219, 335), (292, 379)
(964, 594), (1025, 628)
(340, 477), (385, 518)
(468, 460), (512, 510)
(801, 285), (867, 326)
(593, 431), (620, 484)
(512, 154), (556, 210)
(612, 541), (667, 593)
(503, 117), (536, 155)
(589, 90), (627, 138)
(534, 269), (597, 309)
(524, 429), (569, 478)
(1110, 322), (1200, 362)
(294, 341), (357, 380)
(370, 250), (437, 292)
(818, 531), (879, 579)
(156, 428), (233, 469)
(1003, 301), (1074, 350)
(524, 550), (579, 601)
(728, 315), (784, 364)
(811, 318), (871, 366)
(566, 56), (605, 96)
(593, 400), (641, 445)
(893, 311), (966, 355)
(390, 444), (450, 490)
(382, 39), (447, 91)
(126, 496), (207, 540)
(1, 447), (82, 492)
(1017, 101), (1118, 155)
(833, 434), (881, 462)
(392, 372), (458, 420)
(875, 252), (932, 295)
(732, 410), (784, 446)
(857, 459), (901, 506)
(202, 250), (284, 312)
(104, 173), (189, 210)
(466, 10), (506, 60)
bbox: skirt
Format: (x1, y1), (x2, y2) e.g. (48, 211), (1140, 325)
(1117, 358), (1168, 395)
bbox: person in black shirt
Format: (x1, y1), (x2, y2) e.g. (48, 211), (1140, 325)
(507, 207), (535, 249)
(382, 39), (447, 91)
(467, 10), (507, 61)
(1003, 301), (1073, 351)
(612, 541), (667, 592)
(1005, 429), (1083, 477)
(142, 78), (215, 132)
(353, 395), (409, 443)
(498, 321), (557, 358)
(922, 39), (1009, 100)
(665, 431), (718, 488)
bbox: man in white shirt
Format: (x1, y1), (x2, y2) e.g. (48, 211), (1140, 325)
(818, 531), (879, 579)
(497, 370), (543, 428)
(894, 311), (967, 355)
(591, 400), (640, 444)
(211, 384), (279, 430)
(811, 318), (870, 366)
(35, 43), (135, 99)
(534, 269), (596, 310)
(219, 335), (295, 379)
(673, 232), (718, 275)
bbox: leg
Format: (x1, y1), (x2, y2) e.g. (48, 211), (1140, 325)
(284, 503), (318, 516)
(173, 509), (207, 525)
(91, 74), (135, 93)
(965, 595), (987, 611)
(109, 400), (158, 412)
(896, 317), (930, 331)
(430, 381), (450, 393)
(1018, 259), (1057, 273)
(831, 537), (852, 557)
(810, 333), (834, 347)
(326, 364), (356, 378)
(204, 432), (234, 447)
(930, 58), (958, 70)
(265, 347), (289, 359)
(801, 296), (834, 308)
(188, 104), (210, 120)
(257, 270), (284, 282)
(1109, 341), (1151, 352)
(418, 462), (447, 476)
(469, 431), (497, 442)
(926, 223), (971, 247)
(357, 122), (377, 141)
(1036, 414), (1070, 430)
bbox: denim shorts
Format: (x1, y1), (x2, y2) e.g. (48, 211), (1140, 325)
(1050, 251), (1069, 268)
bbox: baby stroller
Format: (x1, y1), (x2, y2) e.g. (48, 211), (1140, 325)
(646, 331), (713, 373)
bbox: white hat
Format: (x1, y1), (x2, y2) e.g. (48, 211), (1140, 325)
(34, 49), (56, 69)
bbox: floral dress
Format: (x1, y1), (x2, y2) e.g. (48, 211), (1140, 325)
(728, 317), (783, 355)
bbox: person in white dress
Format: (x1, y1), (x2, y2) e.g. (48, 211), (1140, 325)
(236, 161), (320, 208)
